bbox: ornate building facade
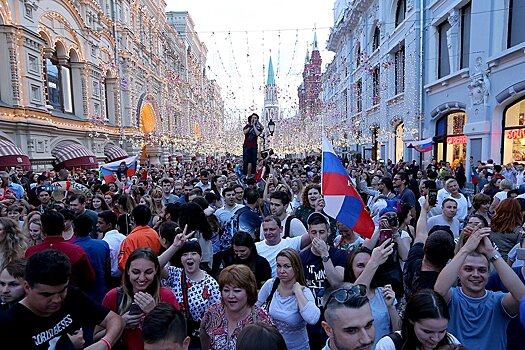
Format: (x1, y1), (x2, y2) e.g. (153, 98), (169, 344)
(323, 0), (422, 162)
(0, 0), (224, 170)
(422, 0), (525, 172)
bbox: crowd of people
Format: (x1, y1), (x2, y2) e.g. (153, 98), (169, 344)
(0, 152), (524, 350)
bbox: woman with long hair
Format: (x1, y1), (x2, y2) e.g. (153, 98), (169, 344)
(149, 187), (165, 218)
(295, 184), (321, 228)
(455, 214), (489, 255)
(96, 247), (179, 350)
(0, 217), (28, 270)
(290, 178), (304, 212)
(117, 194), (136, 215)
(211, 175), (225, 200)
(91, 193), (110, 213)
(139, 195), (162, 228)
(231, 231), (271, 289)
(21, 211), (42, 246)
(482, 176), (502, 199)
(344, 242), (402, 348)
(375, 289), (460, 350)
(490, 197), (523, 261)
(200, 264), (273, 350)
(256, 248), (320, 350)
(178, 202), (213, 272)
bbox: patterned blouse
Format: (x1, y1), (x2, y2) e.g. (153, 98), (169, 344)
(201, 303), (273, 350)
(161, 266), (221, 321)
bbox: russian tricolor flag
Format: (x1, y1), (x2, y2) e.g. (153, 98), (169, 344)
(322, 136), (374, 238)
(408, 137), (433, 153)
(100, 155), (138, 184)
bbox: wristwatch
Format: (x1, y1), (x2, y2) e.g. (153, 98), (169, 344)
(489, 253), (501, 263)
(322, 255), (330, 263)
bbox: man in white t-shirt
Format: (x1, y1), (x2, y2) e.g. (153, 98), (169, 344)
(256, 215), (311, 277)
(435, 178), (471, 223)
(258, 190), (307, 240)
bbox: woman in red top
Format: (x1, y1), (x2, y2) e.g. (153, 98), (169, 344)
(96, 247), (180, 350)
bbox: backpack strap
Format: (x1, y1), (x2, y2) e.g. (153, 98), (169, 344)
(263, 277), (280, 311)
(283, 215), (294, 238)
(386, 332), (403, 350)
(116, 287), (123, 314)
(180, 270), (191, 320)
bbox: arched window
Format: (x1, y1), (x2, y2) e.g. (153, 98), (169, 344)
(44, 44), (74, 113)
(395, 122), (404, 162)
(434, 112), (467, 163)
(395, 0), (406, 27)
(372, 26), (380, 51)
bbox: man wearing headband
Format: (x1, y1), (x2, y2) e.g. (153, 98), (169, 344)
(321, 282), (374, 350)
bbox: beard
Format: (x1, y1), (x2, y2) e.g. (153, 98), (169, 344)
(331, 332), (373, 350)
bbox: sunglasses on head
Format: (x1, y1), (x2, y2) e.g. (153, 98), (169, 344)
(323, 284), (367, 308)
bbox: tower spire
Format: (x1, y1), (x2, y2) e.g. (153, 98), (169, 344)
(267, 56), (275, 85)
(313, 31), (318, 51)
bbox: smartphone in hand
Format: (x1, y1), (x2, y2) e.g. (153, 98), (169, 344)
(129, 303), (142, 315)
(428, 189), (438, 206)
(379, 228), (394, 245)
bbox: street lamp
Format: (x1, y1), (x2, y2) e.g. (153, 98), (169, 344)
(268, 119), (276, 136)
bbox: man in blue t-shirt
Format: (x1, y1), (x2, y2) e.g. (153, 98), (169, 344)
(434, 225), (525, 350)
(486, 234), (525, 350)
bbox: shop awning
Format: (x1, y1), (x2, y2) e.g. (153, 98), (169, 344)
(51, 142), (98, 170)
(104, 144), (128, 162)
(0, 139), (31, 170)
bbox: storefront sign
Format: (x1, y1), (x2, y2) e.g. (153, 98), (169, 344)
(446, 135), (467, 144)
(505, 129), (525, 139)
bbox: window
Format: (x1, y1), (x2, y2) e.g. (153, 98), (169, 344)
(395, 123), (404, 162)
(30, 85), (41, 102)
(394, 46), (405, 94)
(372, 26), (380, 52)
(508, 0), (525, 48)
(45, 57), (60, 109)
(28, 54), (38, 73)
(503, 97), (525, 163)
(460, 2), (471, 69)
(356, 80), (362, 113)
(438, 20), (451, 78)
(44, 50), (73, 113)
(372, 66), (380, 105)
(343, 89), (348, 115)
(395, 0), (406, 27)
(356, 43), (361, 68)
(434, 112), (467, 163)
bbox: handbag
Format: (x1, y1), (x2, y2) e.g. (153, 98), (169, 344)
(262, 278), (280, 311)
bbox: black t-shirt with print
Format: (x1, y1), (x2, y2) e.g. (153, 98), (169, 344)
(0, 286), (110, 349)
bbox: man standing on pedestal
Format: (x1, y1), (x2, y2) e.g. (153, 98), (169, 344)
(243, 113), (263, 179)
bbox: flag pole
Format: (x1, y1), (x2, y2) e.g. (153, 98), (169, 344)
(321, 113), (325, 196)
